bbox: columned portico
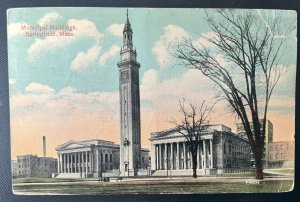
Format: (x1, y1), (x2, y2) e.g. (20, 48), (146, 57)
(55, 139), (150, 179)
(151, 139), (214, 172)
(150, 124), (252, 176)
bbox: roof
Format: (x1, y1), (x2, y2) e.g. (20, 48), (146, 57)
(56, 139), (149, 152)
(150, 124), (231, 139)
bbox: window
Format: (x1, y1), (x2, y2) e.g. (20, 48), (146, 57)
(229, 145), (232, 153)
(110, 154), (112, 162)
(105, 154), (108, 162)
(270, 154), (273, 160)
(281, 153), (284, 158)
(270, 145), (273, 151)
(275, 145), (279, 151)
(276, 154), (279, 159)
(280, 145), (283, 150)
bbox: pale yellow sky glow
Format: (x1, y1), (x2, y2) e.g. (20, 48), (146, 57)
(10, 67), (296, 160)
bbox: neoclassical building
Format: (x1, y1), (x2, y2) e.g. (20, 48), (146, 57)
(150, 124), (251, 176)
(54, 139), (149, 178)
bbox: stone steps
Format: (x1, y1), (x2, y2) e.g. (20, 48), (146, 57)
(151, 169), (206, 176)
(55, 173), (82, 178)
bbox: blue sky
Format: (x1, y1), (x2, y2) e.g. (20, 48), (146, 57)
(7, 8), (209, 93)
(7, 8), (297, 158)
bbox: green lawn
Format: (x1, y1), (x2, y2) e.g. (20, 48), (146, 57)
(13, 180), (294, 194)
(264, 168), (294, 175)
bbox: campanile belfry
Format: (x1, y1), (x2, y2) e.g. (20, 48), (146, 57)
(118, 10), (141, 176)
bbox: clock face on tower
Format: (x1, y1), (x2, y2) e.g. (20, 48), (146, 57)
(121, 71), (129, 82)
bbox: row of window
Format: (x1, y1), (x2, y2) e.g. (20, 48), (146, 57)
(224, 159), (250, 167)
(224, 143), (249, 155)
(269, 153), (284, 160)
(101, 153), (113, 163)
(270, 145), (284, 151)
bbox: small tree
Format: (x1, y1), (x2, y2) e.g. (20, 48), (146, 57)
(170, 99), (214, 178)
(174, 10), (295, 179)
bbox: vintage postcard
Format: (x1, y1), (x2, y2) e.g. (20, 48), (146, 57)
(8, 7), (296, 194)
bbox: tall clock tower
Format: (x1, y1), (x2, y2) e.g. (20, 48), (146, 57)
(118, 10), (141, 177)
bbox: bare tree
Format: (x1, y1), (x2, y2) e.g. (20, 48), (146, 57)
(170, 99), (213, 178)
(173, 10), (295, 179)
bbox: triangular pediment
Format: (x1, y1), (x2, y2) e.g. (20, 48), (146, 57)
(56, 140), (88, 151)
(151, 128), (214, 140)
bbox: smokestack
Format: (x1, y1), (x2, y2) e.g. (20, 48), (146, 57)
(43, 136), (46, 157)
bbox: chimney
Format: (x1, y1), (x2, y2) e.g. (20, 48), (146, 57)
(43, 136), (46, 157)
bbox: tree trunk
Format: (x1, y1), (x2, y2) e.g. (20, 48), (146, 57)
(191, 152), (197, 178)
(254, 150), (264, 179)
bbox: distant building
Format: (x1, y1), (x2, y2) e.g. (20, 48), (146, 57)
(150, 124), (251, 176)
(268, 141), (294, 168)
(11, 160), (18, 178)
(236, 119), (273, 167)
(54, 139), (149, 178)
(11, 155), (57, 178)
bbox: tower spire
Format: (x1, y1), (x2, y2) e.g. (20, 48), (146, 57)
(123, 9), (133, 48)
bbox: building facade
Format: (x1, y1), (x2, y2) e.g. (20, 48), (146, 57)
(12, 155), (57, 178)
(268, 141), (294, 168)
(54, 139), (149, 178)
(150, 125), (251, 176)
(236, 119), (273, 167)
(118, 11), (142, 176)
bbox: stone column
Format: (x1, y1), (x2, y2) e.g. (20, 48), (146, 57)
(155, 145), (159, 170)
(164, 143), (167, 170)
(85, 150), (88, 178)
(203, 140), (207, 169)
(81, 152), (84, 174)
(66, 154), (69, 173)
(62, 154), (65, 173)
(71, 153), (74, 173)
(57, 153), (61, 173)
(176, 142), (179, 170)
(183, 142), (186, 169)
(159, 144), (162, 170)
(75, 153), (78, 173)
(210, 139), (213, 168)
(78, 153), (81, 173)
(151, 144), (156, 170)
(91, 151), (94, 173)
(89, 151), (92, 172)
(170, 143), (173, 170)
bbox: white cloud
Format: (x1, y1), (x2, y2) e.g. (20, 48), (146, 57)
(140, 68), (216, 113)
(152, 25), (188, 68)
(193, 32), (217, 49)
(25, 82), (55, 94)
(7, 22), (29, 38)
(71, 45), (101, 70)
(27, 19), (102, 63)
(9, 78), (16, 85)
(38, 12), (62, 26)
(10, 83), (119, 118)
(107, 23), (124, 37)
(99, 45), (120, 66)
